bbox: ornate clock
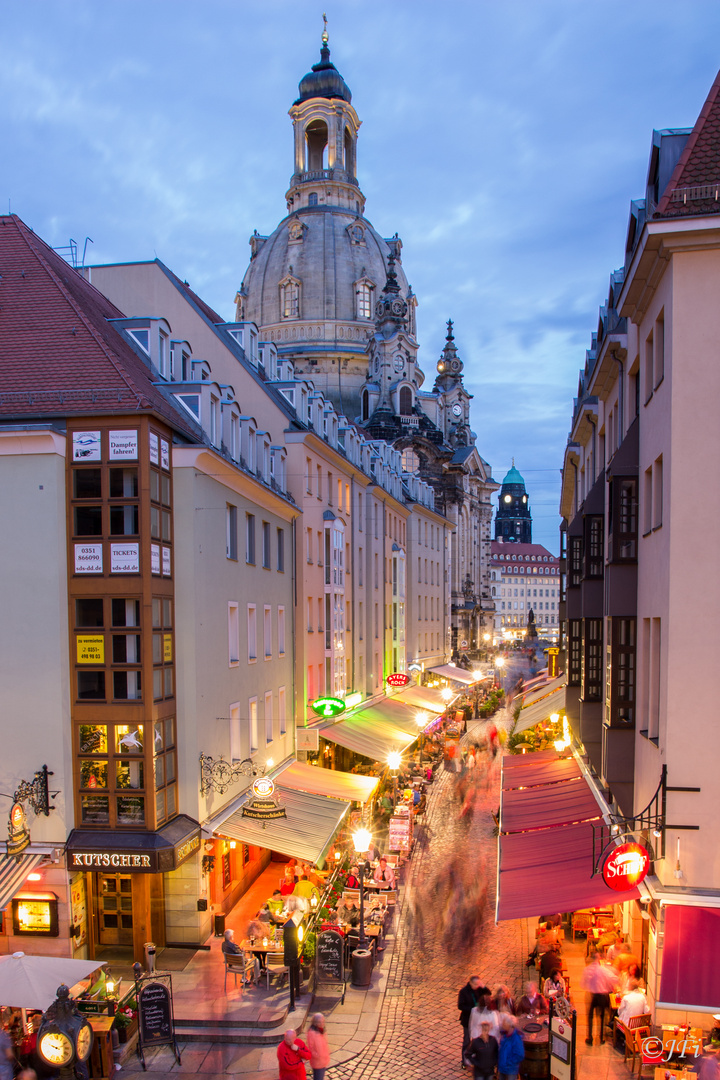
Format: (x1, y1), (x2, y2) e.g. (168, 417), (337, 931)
(38, 1028), (74, 1067)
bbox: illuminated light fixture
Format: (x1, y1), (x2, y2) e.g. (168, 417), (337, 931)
(641, 909), (651, 920)
(266, 758), (274, 769)
(550, 713), (560, 725)
(483, 633), (490, 642)
(344, 691), (363, 709)
(262, 936), (268, 947)
(415, 711), (430, 730)
(496, 656), (506, 668)
(311, 696), (346, 719)
(674, 838), (684, 880)
(352, 826), (372, 856)
(27, 872), (42, 882)
(229, 840), (237, 849)
(310, 894), (318, 909)
(298, 925), (304, 943)
(334, 851), (342, 861)
(554, 739), (566, 753)
(440, 688), (453, 702)
(387, 750), (402, 772)
(653, 827), (662, 838)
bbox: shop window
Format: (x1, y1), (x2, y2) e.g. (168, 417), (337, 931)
(153, 719), (165, 752)
(156, 789), (166, 824)
(112, 599), (140, 627)
(109, 505), (139, 536)
(116, 759), (144, 790)
(117, 796), (144, 826)
(151, 507), (160, 538)
(150, 470), (161, 502)
(74, 469), (102, 499)
(78, 671), (105, 700)
(76, 598), (104, 627)
(115, 725), (144, 754)
(74, 505), (103, 536)
(164, 668), (173, 697)
(81, 795), (110, 824)
(109, 468), (138, 499)
(80, 760), (108, 789)
(79, 724), (108, 754)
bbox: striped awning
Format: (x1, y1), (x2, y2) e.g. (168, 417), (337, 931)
(514, 687), (567, 736)
(0, 852), (45, 911)
(213, 786), (351, 865)
(276, 760), (379, 804)
(428, 664), (480, 686)
(395, 685), (451, 712)
(319, 712), (416, 760)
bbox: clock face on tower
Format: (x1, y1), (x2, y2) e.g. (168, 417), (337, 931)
(451, 403), (462, 418)
(38, 1030), (74, 1067)
(504, 495), (512, 504)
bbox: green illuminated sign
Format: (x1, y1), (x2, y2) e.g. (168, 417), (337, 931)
(311, 696), (346, 718)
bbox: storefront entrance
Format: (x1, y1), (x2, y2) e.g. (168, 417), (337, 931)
(96, 872), (133, 946)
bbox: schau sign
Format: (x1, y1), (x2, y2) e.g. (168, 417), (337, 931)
(602, 842), (649, 891)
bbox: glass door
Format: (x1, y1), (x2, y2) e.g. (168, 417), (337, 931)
(96, 873), (133, 945)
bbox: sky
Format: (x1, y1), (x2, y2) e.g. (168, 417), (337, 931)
(2, 0), (720, 550)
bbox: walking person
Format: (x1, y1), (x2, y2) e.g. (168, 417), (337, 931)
(497, 1015), (525, 1080)
(277, 1029), (310, 1080)
(465, 1021), (498, 1080)
(306, 1013), (330, 1080)
(458, 975), (488, 1069)
(581, 948), (617, 1045)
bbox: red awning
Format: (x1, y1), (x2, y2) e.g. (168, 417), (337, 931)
(497, 821), (640, 920)
(659, 906), (720, 1009)
(502, 757), (581, 791)
(501, 776), (601, 832)
(496, 753), (640, 922)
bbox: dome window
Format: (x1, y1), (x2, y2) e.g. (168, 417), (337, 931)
(401, 448), (419, 472)
(361, 388), (370, 422)
(279, 275), (301, 320)
(355, 276), (374, 319)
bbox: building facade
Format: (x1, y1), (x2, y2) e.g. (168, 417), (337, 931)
(490, 541), (560, 642)
(559, 71), (720, 1026)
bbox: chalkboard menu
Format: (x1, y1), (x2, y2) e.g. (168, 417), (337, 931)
(316, 929), (344, 985)
(138, 982), (172, 1044)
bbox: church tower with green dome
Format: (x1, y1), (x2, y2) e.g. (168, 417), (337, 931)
(495, 462), (532, 543)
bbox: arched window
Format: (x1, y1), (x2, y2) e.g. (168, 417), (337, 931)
(308, 192), (318, 207)
(361, 388), (369, 422)
(356, 281), (373, 319)
(280, 277), (300, 319)
(401, 448), (419, 472)
(399, 386), (413, 415)
(305, 120), (328, 171)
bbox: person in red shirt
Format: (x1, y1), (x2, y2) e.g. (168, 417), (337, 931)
(277, 1030), (311, 1080)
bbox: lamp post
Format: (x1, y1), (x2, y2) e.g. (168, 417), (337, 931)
(352, 826), (372, 949)
(495, 654), (506, 695)
(387, 750), (401, 807)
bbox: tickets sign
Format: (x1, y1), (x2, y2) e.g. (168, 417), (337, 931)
(603, 842), (650, 891)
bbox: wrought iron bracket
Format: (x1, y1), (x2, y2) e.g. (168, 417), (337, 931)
(199, 754), (265, 796)
(14, 765), (55, 816)
(591, 764), (666, 875)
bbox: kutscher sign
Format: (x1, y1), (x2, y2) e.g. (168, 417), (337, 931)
(602, 841), (650, 891)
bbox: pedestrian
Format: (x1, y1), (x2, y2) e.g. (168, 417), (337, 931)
(0, 1029), (14, 1080)
(457, 975), (488, 1069)
(306, 1013), (331, 1080)
(580, 948), (617, 1045)
(497, 1015), (525, 1080)
(283, 912), (302, 1006)
(465, 1021), (498, 1080)
(277, 1029), (311, 1080)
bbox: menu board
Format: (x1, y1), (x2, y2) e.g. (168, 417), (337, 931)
(388, 807), (413, 853)
(138, 982), (172, 1044)
(162, 547), (171, 577)
(316, 929), (344, 987)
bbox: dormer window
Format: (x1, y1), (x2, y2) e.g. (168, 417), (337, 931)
(128, 329), (149, 354)
(158, 331), (169, 379)
(280, 276), (301, 319)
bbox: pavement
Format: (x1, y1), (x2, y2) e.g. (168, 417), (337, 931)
(117, 704), (638, 1080)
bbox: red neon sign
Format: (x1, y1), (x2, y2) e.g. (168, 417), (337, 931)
(386, 673), (411, 687)
(602, 842), (649, 891)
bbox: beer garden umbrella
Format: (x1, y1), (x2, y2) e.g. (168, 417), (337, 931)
(0, 951), (104, 1011)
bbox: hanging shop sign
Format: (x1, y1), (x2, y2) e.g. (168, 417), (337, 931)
(386, 673), (411, 688)
(311, 696), (346, 718)
(296, 727), (319, 752)
(241, 776), (287, 822)
(547, 647), (560, 679)
(602, 842), (650, 891)
(8, 801), (30, 856)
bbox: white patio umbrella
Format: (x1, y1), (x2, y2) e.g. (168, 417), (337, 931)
(0, 952), (104, 1011)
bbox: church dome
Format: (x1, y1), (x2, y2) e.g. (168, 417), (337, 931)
(240, 208), (410, 349)
(501, 464), (525, 487)
(295, 44), (352, 105)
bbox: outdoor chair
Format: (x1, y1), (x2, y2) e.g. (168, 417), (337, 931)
(571, 910), (593, 941)
(224, 951), (255, 992)
(265, 950), (289, 990)
(613, 1012), (652, 1074)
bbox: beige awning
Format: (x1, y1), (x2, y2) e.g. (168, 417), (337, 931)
(514, 687), (567, 735)
(521, 674), (565, 707)
(276, 760), (378, 804)
(428, 664), (480, 686)
(319, 712), (416, 760)
(213, 785), (351, 865)
(394, 685), (450, 711)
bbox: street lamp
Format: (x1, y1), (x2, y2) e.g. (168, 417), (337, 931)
(387, 750), (402, 807)
(352, 826), (372, 948)
(440, 687), (453, 703)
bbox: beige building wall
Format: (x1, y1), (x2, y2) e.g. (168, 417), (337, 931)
(0, 431), (75, 955)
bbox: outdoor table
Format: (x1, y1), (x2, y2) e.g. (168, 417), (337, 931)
(661, 1025), (703, 1057)
(517, 1015), (550, 1080)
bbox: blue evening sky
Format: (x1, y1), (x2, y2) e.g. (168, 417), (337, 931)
(2, 0), (719, 549)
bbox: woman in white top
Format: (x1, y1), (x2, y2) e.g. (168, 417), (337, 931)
(469, 1001), (501, 1041)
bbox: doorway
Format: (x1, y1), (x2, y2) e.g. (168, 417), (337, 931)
(96, 872), (133, 946)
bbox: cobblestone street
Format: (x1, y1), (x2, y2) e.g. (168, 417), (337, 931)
(328, 717), (527, 1079)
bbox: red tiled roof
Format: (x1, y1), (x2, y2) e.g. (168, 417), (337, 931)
(655, 69), (720, 219)
(0, 215), (198, 438)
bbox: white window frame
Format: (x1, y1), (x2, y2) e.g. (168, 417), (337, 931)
(247, 604), (257, 662)
(249, 697), (258, 752)
(264, 605), (272, 659)
(265, 691), (273, 744)
(278, 686), (286, 735)
(229, 701), (242, 762)
(228, 602), (239, 666)
(278, 606), (286, 656)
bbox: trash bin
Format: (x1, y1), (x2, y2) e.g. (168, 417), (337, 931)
(351, 948), (373, 987)
(144, 941), (156, 973)
(214, 913), (226, 937)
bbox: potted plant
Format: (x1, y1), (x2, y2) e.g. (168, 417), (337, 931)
(113, 1004), (137, 1044)
(301, 931), (316, 978)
